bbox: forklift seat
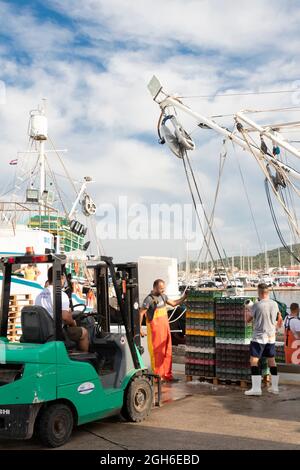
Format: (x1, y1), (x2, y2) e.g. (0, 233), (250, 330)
(20, 305), (76, 349)
(20, 305), (55, 344)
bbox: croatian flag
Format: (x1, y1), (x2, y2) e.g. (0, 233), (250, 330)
(9, 159), (18, 165)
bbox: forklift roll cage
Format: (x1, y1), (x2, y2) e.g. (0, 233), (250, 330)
(0, 254), (65, 342)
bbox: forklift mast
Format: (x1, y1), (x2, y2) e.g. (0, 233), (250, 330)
(115, 261), (140, 346)
(95, 257), (141, 370)
(94, 258), (140, 344)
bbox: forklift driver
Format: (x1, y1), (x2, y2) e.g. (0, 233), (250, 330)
(35, 267), (89, 352)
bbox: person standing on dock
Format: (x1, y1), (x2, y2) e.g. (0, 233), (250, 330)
(245, 283), (280, 396)
(140, 279), (186, 383)
(284, 303), (300, 364)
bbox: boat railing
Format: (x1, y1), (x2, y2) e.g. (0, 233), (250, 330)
(0, 201), (58, 228)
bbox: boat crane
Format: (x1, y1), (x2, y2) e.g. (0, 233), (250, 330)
(147, 76), (300, 268)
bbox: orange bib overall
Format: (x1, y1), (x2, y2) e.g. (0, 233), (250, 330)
(146, 305), (173, 381)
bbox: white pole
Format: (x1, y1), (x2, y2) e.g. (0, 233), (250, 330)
(185, 241), (190, 280)
(265, 243), (269, 272)
(236, 112), (300, 161)
(247, 248), (250, 277)
(39, 140), (45, 198)
(38, 139), (46, 215)
(68, 182), (87, 220)
(240, 245), (242, 273)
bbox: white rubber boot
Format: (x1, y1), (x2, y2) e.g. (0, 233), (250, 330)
(268, 375), (279, 394)
(244, 375), (262, 396)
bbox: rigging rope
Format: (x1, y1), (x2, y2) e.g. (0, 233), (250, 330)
(44, 155), (68, 217)
(85, 216), (105, 257)
(198, 141), (227, 263)
(237, 127), (300, 237)
(181, 150), (227, 287)
(185, 152), (229, 273)
(264, 178), (300, 264)
(48, 135), (79, 197)
(231, 141), (264, 256)
(178, 90), (300, 99)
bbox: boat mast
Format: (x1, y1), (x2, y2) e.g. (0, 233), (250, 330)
(185, 241), (190, 281)
(29, 100), (48, 212)
(39, 139), (46, 202)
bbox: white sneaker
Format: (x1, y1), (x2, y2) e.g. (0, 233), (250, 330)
(245, 375), (262, 396)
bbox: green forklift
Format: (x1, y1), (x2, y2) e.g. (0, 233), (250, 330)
(0, 253), (160, 447)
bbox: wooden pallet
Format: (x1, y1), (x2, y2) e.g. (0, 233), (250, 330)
(14, 300), (33, 307)
(7, 294), (33, 342)
(213, 377), (250, 388)
(8, 336), (21, 343)
(185, 375), (217, 385)
(185, 375), (250, 388)
(8, 308), (21, 314)
(8, 305), (20, 312)
(10, 294), (32, 301)
(8, 327), (21, 333)
(8, 316), (21, 323)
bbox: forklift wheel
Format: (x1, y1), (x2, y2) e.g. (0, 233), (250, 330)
(122, 376), (153, 422)
(36, 403), (74, 448)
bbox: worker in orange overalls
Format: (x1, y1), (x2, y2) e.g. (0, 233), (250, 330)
(284, 302), (300, 364)
(139, 279), (186, 383)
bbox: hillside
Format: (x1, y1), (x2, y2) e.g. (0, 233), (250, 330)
(182, 244), (300, 271)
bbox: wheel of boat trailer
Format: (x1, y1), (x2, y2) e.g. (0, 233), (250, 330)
(122, 376), (153, 422)
(36, 403), (74, 448)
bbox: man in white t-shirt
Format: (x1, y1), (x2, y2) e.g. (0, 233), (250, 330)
(35, 267), (89, 352)
(245, 283), (279, 396)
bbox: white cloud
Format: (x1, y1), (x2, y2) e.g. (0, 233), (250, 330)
(47, 0), (300, 54)
(0, 2), (72, 55)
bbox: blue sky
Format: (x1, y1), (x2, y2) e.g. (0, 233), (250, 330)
(0, 0), (300, 263)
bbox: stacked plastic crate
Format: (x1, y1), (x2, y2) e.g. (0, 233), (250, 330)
(215, 297), (254, 382)
(185, 290), (222, 378)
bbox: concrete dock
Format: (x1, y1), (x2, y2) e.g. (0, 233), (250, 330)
(1, 375), (300, 450)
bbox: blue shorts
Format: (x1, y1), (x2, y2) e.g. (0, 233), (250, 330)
(250, 341), (275, 358)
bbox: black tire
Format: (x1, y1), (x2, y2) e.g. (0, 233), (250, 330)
(36, 403), (74, 448)
(121, 376), (153, 422)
